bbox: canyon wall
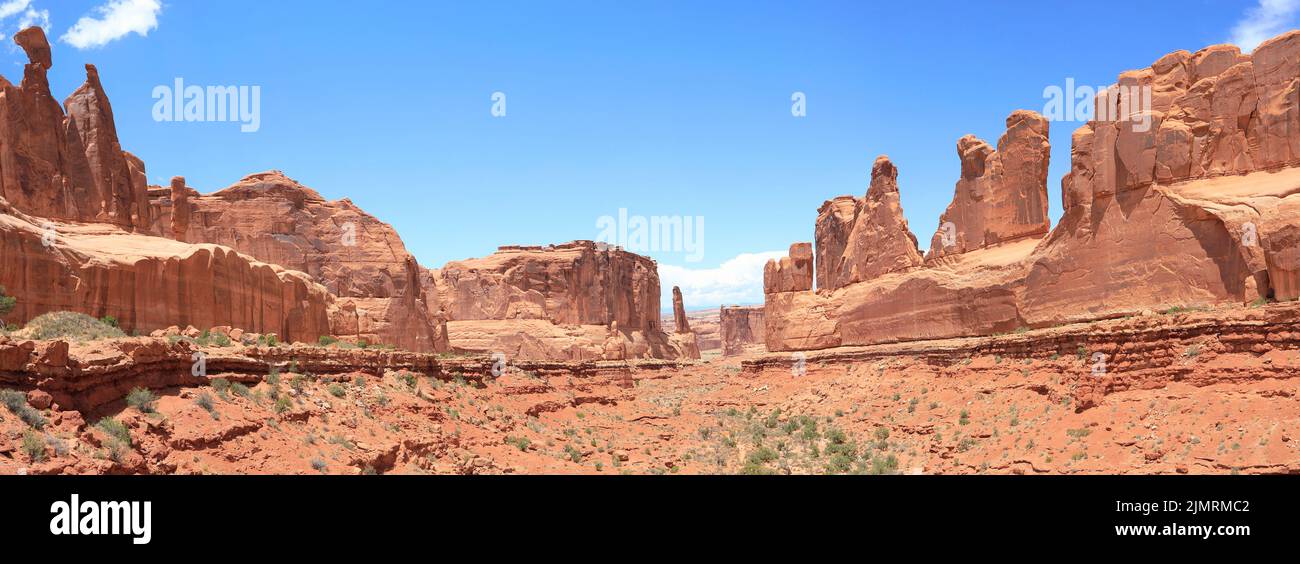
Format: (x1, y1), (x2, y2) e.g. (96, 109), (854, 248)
(0, 28), (333, 342)
(719, 305), (764, 356)
(765, 31), (1300, 352)
(0, 198), (331, 342)
(148, 171), (446, 352)
(425, 241), (690, 360)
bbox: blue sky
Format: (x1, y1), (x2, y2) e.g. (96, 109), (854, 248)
(2, 0), (1291, 309)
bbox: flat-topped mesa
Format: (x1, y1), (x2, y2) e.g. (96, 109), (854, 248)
(0, 27), (151, 232)
(927, 111), (1051, 260)
(427, 241), (690, 360)
(815, 155), (924, 291)
(148, 170), (446, 352)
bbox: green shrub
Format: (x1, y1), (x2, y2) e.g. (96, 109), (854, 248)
(95, 417), (131, 445)
(505, 436), (531, 451)
(274, 395), (293, 414)
(125, 387), (157, 413)
(99, 315), (119, 328)
(311, 458), (327, 472)
(20, 311), (126, 341)
(0, 285), (16, 320)
(211, 378), (231, 394)
(318, 335), (338, 346)
(21, 429), (45, 461)
(1, 389), (46, 429)
(328, 384), (346, 398)
(196, 392), (215, 413)
(869, 454), (899, 475)
(746, 446), (778, 465)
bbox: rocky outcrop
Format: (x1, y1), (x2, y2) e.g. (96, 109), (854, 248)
(427, 241), (688, 360)
(764, 242), (813, 294)
(0, 198), (332, 343)
(814, 156), (924, 291)
(671, 287), (690, 333)
(149, 171), (446, 352)
(928, 111), (1051, 259)
(0, 28), (150, 231)
(719, 305), (764, 356)
(428, 241), (664, 331)
(764, 31), (1300, 352)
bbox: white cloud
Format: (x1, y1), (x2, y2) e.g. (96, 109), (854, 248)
(0, 1), (47, 45)
(1231, 0), (1300, 52)
(0, 0), (31, 20)
(17, 6), (48, 30)
(60, 0), (160, 49)
(660, 250), (786, 309)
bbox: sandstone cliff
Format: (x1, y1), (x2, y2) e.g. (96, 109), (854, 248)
(927, 111), (1051, 260)
(719, 305), (764, 357)
(0, 28), (150, 231)
(764, 31), (1300, 352)
(0, 197), (331, 342)
(426, 241), (690, 360)
(148, 171), (446, 352)
(814, 156), (924, 291)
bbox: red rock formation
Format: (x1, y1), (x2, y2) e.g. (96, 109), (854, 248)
(0, 28), (150, 231)
(928, 111), (1051, 259)
(0, 198), (331, 343)
(671, 286), (690, 333)
(815, 156), (924, 291)
(764, 30), (1300, 352)
(427, 241), (688, 360)
(150, 171), (445, 352)
(764, 242), (813, 294)
(429, 241), (663, 331)
(719, 305), (764, 356)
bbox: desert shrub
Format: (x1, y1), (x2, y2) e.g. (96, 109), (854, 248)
(311, 458), (327, 472)
(231, 382), (251, 398)
(1, 389), (46, 429)
(211, 378), (231, 394)
(99, 315), (119, 328)
(21, 312), (126, 341)
(318, 335), (338, 346)
(869, 454), (899, 475)
(328, 384), (346, 398)
(196, 392), (215, 413)
(95, 417), (132, 445)
(21, 429), (46, 461)
(274, 395), (293, 414)
(125, 387), (157, 413)
(505, 436), (531, 452)
(746, 445), (778, 465)
(0, 285), (16, 321)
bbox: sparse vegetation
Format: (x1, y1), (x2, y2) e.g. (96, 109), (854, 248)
(21, 429), (46, 461)
(19, 311), (126, 341)
(125, 387), (158, 413)
(1, 389), (46, 429)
